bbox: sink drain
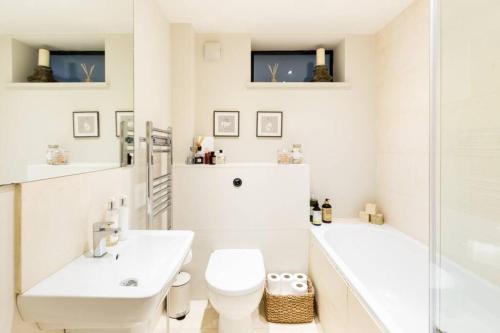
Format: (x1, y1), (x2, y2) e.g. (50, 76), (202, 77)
(120, 278), (139, 287)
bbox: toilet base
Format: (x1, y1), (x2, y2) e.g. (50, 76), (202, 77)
(219, 315), (252, 333)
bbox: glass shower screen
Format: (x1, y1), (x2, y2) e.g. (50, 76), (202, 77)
(432, 0), (500, 332)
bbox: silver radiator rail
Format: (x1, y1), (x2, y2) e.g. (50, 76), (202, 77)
(144, 121), (173, 230)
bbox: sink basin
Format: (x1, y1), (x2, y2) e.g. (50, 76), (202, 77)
(17, 230), (194, 332)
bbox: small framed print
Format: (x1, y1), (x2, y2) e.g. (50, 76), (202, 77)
(73, 111), (99, 138)
(115, 111), (134, 137)
(256, 111), (283, 137)
(213, 111), (240, 137)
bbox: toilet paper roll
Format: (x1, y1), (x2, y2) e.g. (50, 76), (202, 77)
(293, 273), (308, 283)
(291, 281), (308, 296)
(280, 273), (294, 295)
(267, 273), (281, 295)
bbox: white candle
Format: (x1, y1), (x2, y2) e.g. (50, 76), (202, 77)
(316, 48), (325, 66)
(38, 48), (50, 67)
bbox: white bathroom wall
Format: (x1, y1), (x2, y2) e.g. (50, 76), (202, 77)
(128, 0), (172, 230)
(173, 163), (310, 298)
(0, 34), (133, 184)
(171, 24), (196, 164)
(172, 31), (378, 217)
(375, 0), (430, 244)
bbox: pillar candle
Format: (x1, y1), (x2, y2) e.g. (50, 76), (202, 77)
(316, 48), (325, 66)
(38, 48), (50, 67)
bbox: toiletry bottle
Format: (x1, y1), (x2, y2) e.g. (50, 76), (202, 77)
(194, 147), (204, 164)
(312, 204), (322, 226)
(210, 151), (216, 165)
(105, 198), (119, 246)
(322, 198), (332, 223)
(310, 197), (318, 222)
(118, 196), (129, 240)
(216, 150), (225, 164)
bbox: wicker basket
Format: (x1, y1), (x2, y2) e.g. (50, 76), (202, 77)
(264, 279), (315, 324)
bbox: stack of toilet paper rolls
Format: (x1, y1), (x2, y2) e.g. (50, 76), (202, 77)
(267, 273), (308, 296)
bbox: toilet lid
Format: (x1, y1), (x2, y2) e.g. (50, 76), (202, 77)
(205, 249), (265, 296)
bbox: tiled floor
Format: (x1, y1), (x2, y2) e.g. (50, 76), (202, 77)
(156, 300), (322, 333)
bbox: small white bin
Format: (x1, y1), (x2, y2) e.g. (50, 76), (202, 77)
(167, 272), (191, 319)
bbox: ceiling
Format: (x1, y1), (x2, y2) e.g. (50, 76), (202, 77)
(157, 0), (415, 34)
(0, 0), (133, 35)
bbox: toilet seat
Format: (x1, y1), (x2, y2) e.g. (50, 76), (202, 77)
(205, 249), (265, 297)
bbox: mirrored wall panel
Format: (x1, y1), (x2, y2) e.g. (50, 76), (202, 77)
(0, 0), (134, 185)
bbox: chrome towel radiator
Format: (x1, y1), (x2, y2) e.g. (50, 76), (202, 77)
(145, 121), (173, 230)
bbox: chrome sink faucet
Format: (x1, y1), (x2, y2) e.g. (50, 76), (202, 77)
(93, 222), (121, 257)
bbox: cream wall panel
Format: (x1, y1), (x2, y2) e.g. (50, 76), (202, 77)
(309, 235), (382, 333)
(171, 24), (196, 164)
(309, 237), (348, 333)
(17, 168), (131, 293)
(375, 0), (430, 244)
(347, 290), (382, 333)
(0, 185), (16, 333)
(439, 0), (500, 284)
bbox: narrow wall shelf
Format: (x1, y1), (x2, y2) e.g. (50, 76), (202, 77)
(5, 82), (110, 90)
(246, 82), (351, 90)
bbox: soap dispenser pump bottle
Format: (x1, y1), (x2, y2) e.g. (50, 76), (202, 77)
(105, 198), (119, 246)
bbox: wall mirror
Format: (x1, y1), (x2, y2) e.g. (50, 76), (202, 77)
(0, 0), (134, 185)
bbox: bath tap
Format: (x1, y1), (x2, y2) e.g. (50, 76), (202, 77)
(92, 222), (121, 257)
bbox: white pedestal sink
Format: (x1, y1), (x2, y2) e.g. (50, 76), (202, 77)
(17, 230), (194, 333)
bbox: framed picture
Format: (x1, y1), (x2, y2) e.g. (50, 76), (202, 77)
(256, 111), (283, 137)
(115, 111), (134, 137)
(213, 111), (240, 137)
(73, 111), (100, 138)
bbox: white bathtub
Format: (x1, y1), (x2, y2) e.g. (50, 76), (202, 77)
(310, 219), (429, 333)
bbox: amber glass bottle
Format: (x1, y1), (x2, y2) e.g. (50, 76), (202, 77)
(322, 198), (332, 223)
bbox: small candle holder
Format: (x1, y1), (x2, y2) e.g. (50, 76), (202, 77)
(311, 65), (332, 82)
(27, 66), (56, 82)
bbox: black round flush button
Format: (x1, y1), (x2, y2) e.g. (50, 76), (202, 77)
(233, 178), (242, 187)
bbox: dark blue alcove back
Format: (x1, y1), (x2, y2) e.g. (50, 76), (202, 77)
(50, 52), (105, 82)
(252, 51), (333, 82)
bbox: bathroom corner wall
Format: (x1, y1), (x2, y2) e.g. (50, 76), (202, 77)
(375, 0), (430, 244)
(171, 24), (196, 164)
(129, 0), (172, 230)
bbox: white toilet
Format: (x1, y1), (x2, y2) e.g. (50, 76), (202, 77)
(205, 249), (265, 333)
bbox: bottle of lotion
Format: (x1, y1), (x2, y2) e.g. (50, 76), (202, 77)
(322, 198), (332, 223)
(118, 196), (129, 240)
